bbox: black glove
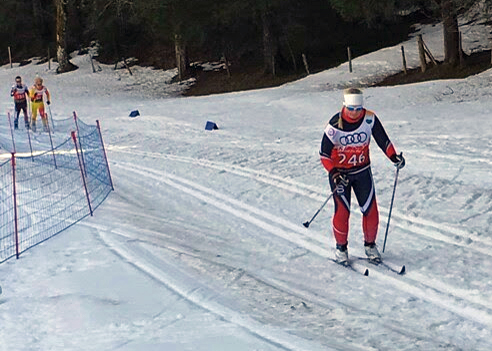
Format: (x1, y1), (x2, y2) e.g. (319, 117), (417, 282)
(390, 153), (405, 169)
(330, 169), (349, 187)
(331, 169), (348, 195)
(46, 100), (51, 105)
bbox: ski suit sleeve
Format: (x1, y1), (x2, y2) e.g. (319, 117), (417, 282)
(45, 88), (51, 102)
(10, 87), (14, 97)
(372, 115), (397, 159)
(320, 133), (335, 172)
(29, 87), (35, 101)
(319, 114), (340, 172)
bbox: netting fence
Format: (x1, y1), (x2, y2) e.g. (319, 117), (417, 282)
(0, 112), (113, 263)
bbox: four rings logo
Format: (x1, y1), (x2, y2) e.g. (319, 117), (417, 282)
(339, 132), (368, 146)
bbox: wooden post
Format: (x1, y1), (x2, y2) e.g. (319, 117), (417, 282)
(8, 46), (12, 68)
(223, 53), (231, 78)
(490, 37), (492, 65)
(48, 47), (51, 70)
(271, 55), (276, 77)
(401, 46), (407, 75)
(422, 40), (437, 66)
(417, 35), (427, 72)
(286, 39), (297, 72)
(122, 57), (133, 75)
(459, 31), (465, 67)
(302, 53), (310, 75)
(90, 55), (96, 73)
(175, 33), (189, 81)
(347, 47), (353, 73)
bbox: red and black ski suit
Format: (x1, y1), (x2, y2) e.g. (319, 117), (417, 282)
(319, 108), (398, 247)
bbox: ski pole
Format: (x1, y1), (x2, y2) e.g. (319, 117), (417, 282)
(47, 103), (55, 132)
(382, 166), (400, 253)
(27, 98), (31, 126)
(303, 191), (334, 228)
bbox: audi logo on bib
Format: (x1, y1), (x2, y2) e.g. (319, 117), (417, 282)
(339, 132), (368, 146)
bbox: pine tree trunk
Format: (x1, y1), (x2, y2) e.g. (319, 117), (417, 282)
(32, 0), (45, 31)
(261, 10), (275, 75)
(55, 0), (77, 73)
(441, 0), (460, 66)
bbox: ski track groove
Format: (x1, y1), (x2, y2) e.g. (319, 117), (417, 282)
(86, 222), (363, 351)
(109, 226), (368, 314)
(89, 224), (457, 350)
(111, 161), (492, 329)
(110, 148), (492, 255)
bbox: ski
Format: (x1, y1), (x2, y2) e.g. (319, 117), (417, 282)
(330, 258), (369, 276)
(355, 257), (405, 275)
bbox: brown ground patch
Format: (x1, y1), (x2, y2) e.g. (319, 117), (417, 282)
(373, 50), (492, 87)
(183, 65), (306, 97)
(184, 50), (492, 96)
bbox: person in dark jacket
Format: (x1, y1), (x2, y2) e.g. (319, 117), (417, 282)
(10, 76), (30, 130)
(319, 88), (405, 265)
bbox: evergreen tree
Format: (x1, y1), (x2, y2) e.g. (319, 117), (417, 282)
(327, 0), (481, 66)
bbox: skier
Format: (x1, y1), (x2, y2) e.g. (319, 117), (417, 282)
(319, 88), (405, 265)
(29, 76), (51, 132)
(10, 76), (30, 130)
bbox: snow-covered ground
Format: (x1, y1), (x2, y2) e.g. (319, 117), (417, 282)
(1, 12), (492, 351)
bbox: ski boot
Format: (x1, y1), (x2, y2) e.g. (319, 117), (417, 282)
(14, 119), (18, 130)
(31, 121), (36, 132)
(335, 243), (349, 265)
(364, 242), (381, 263)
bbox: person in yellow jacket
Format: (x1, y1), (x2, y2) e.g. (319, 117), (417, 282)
(29, 76), (51, 132)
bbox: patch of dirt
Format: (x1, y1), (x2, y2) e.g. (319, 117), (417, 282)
(183, 65), (306, 97)
(184, 50), (492, 96)
(373, 50), (492, 87)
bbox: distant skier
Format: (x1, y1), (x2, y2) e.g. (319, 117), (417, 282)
(319, 88), (405, 265)
(29, 76), (51, 132)
(10, 76), (30, 130)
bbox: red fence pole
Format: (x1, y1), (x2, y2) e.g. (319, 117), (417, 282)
(72, 131), (93, 216)
(11, 153), (19, 259)
(96, 120), (114, 191)
(46, 116), (57, 169)
(8, 112), (16, 153)
(73, 111), (87, 175)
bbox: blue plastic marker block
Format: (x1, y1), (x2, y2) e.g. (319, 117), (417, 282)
(205, 121), (218, 130)
(129, 110), (140, 118)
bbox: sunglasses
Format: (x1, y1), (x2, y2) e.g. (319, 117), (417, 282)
(16, 80), (21, 83)
(346, 105), (363, 111)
